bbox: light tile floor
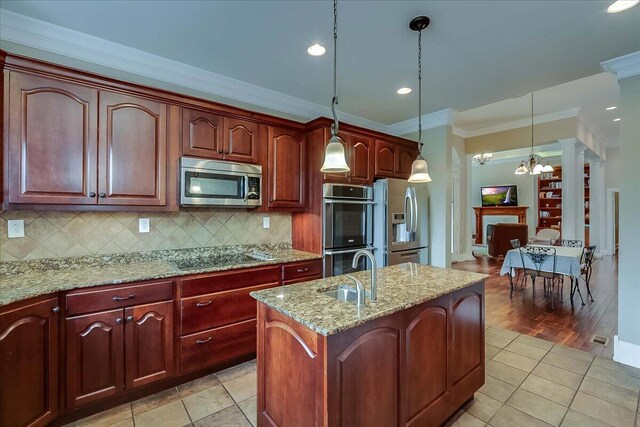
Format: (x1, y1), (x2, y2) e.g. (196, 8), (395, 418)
(71, 326), (640, 427)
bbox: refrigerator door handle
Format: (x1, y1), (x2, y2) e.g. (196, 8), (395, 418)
(411, 187), (418, 233)
(404, 187), (413, 234)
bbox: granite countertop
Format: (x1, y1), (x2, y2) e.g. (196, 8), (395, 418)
(251, 263), (488, 336)
(0, 245), (321, 307)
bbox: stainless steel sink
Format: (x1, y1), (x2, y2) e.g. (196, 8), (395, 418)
(322, 285), (359, 303)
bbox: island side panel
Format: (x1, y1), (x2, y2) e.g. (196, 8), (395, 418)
(448, 281), (485, 412)
(256, 303), (327, 427)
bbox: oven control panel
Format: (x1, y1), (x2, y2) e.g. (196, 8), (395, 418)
(247, 177), (261, 200)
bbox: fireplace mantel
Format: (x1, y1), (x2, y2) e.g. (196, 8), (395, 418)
(473, 206), (528, 245)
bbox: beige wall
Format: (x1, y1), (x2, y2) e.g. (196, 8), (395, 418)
(465, 117), (578, 154)
(0, 209), (291, 261)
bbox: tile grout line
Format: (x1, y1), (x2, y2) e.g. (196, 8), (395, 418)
(180, 398), (194, 425)
(557, 351), (597, 427)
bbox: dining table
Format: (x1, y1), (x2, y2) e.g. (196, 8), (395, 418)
(500, 244), (584, 308)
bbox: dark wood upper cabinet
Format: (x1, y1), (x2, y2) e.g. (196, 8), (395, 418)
(223, 118), (259, 164)
(374, 139), (397, 177)
(98, 91), (167, 206)
(182, 108), (223, 159)
(8, 72), (98, 205)
(397, 144), (417, 179)
(0, 297), (60, 427)
(347, 135), (374, 185)
(124, 301), (174, 390)
(267, 126), (305, 209)
(65, 308), (125, 409)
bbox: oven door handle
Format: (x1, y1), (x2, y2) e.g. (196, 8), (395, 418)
(324, 200), (374, 205)
(324, 247), (375, 255)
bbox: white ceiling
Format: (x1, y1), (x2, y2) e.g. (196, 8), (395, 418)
(456, 72), (622, 145)
(1, 0), (639, 127)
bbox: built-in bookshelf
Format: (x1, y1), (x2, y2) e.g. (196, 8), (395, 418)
(536, 164), (590, 244)
(537, 166), (563, 233)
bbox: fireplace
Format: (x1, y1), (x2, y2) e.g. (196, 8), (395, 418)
(473, 206), (529, 245)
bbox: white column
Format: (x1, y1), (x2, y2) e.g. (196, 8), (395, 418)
(561, 139), (580, 240)
(589, 159), (605, 250)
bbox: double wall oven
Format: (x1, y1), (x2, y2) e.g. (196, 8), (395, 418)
(323, 183), (374, 277)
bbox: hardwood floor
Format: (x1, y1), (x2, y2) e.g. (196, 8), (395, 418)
(453, 254), (618, 358)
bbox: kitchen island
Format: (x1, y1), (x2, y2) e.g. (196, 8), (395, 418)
(250, 263), (488, 427)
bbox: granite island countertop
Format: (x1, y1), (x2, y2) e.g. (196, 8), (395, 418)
(0, 245), (321, 306)
(251, 263), (488, 336)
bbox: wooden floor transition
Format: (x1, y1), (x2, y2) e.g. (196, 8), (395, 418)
(453, 254), (618, 358)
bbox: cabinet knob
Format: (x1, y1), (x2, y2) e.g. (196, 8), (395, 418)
(89, 192), (96, 198)
(126, 315), (134, 322)
(218, 149), (224, 154)
(115, 317), (123, 324)
(52, 306), (61, 314)
(99, 192), (106, 198)
(225, 150), (230, 154)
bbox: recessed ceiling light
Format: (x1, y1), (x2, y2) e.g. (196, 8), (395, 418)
(307, 44), (326, 56)
(613, 118), (621, 122)
(606, 106), (617, 110)
(397, 87), (412, 95)
(607, 0), (639, 13)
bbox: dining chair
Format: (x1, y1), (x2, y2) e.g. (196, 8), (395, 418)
(519, 245), (562, 308)
(530, 228), (561, 245)
(559, 239), (583, 248)
(580, 245), (597, 302)
(510, 239), (526, 288)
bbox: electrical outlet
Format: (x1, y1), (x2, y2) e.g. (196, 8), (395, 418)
(139, 218), (150, 233)
(262, 216), (270, 229)
(8, 219), (25, 238)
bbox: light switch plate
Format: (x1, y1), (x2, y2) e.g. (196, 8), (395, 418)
(262, 216), (270, 229)
(8, 219), (25, 238)
(139, 218), (150, 233)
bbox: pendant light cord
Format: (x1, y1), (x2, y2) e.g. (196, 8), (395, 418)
(530, 92), (534, 153)
(417, 29), (423, 152)
(331, 0), (339, 137)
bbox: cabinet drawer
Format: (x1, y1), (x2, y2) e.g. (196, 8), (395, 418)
(180, 319), (257, 374)
(180, 265), (281, 297)
(282, 259), (323, 283)
(65, 280), (173, 316)
(181, 282), (278, 335)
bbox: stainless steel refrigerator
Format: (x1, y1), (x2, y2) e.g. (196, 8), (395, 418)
(373, 178), (429, 266)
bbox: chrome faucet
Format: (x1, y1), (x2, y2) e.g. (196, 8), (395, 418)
(352, 250), (377, 301)
(346, 275), (366, 307)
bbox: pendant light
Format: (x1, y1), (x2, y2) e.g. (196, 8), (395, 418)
(320, 0), (350, 173)
(408, 16), (432, 183)
(514, 92), (553, 175)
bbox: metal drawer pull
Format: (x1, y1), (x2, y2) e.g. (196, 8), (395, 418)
(112, 294), (135, 301)
(52, 306), (61, 313)
(115, 317), (123, 324)
(196, 337), (213, 344)
(297, 268), (309, 273)
(196, 300), (213, 307)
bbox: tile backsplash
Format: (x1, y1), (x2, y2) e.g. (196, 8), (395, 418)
(0, 209), (291, 262)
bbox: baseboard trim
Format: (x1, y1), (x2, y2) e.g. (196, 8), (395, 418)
(451, 253), (476, 263)
(613, 336), (640, 369)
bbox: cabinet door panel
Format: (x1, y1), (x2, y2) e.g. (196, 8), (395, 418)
(124, 301), (174, 389)
(224, 118), (259, 163)
(335, 327), (400, 427)
(182, 108), (223, 159)
(450, 291), (483, 386)
(99, 91), (167, 205)
(374, 139), (397, 178)
(66, 309), (124, 408)
(8, 72), (98, 204)
(405, 304), (449, 426)
(0, 297), (59, 427)
(348, 135), (374, 184)
(397, 145), (417, 179)
(267, 126), (305, 209)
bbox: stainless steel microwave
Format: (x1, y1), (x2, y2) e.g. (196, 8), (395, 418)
(180, 157), (262, 207)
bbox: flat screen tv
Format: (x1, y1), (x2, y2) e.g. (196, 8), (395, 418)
(481, 185), (518, 207)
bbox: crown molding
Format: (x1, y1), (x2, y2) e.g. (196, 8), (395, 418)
(0, 9), (390, 133)
(463, 107), (580, 138)
(386, 108), (456, 136)
(601, 51), (640, 80)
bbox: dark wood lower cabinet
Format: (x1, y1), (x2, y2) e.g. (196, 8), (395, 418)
(65, 308), (125, 409)
(257, 281), (485, 427)
(0, 297), (60, 427)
